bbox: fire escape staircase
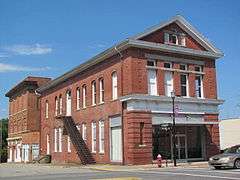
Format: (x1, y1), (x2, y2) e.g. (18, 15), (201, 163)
(58, 116), (95, 165)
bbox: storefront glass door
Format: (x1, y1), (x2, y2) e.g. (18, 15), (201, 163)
(175, 135), (187, 160)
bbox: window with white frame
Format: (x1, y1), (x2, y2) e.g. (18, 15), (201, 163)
(164, 63), (173, 96)
(45, 100), (49, 118)
(195, 75), (203, 98)
(148, 69), (157, 95)
(99, 120), (104, 153)
(54, 128), (58, 152)
(55, 97), (58, 116)
(76, 88), (80, 110)
(112, 72), (118, 100)
(59, 95), (63, 115)
(91, 122), (96, 153)
(180, 64), (188, 71)
(67, 136), (71, 152)
(82, 123), (87, 141)
(92, 81), (96, 105)
(99, 78), (104, 103)
(82, 85), (87, 108)
(164, 32), (186, 46)
(58, 128), (62, 152)
(147, 60), (156, 66)
(180, 74), (189, 97)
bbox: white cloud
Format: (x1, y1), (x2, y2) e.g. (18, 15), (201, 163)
(0, 63), (51, 73)
(4, 43), (52, 55)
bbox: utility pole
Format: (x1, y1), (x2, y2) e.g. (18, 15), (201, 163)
(171, 91), (177, 167)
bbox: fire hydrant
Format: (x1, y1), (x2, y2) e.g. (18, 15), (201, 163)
(157, 154), (162, 167)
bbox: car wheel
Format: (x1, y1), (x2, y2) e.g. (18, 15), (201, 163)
(234, 159), (240, 169)
(214, 166), (221, 170)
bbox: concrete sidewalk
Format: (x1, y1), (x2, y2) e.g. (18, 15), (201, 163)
(83, 161), (209, 172)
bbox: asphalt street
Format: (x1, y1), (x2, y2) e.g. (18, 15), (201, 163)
(0, 164), (240, 180)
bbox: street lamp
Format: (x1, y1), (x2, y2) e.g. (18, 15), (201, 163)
(171, 91), (177, 167)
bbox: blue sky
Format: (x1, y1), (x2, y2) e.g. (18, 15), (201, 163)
(0, 0), (239, 119)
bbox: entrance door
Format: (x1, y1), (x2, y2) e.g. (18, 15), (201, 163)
(111, 127), (122, 162)
(66, 91), (71, 116)
(175, 135), (187, 160)
(22, 144), (29, 163)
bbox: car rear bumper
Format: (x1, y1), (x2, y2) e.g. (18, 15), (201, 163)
(209, 161), (234, 168)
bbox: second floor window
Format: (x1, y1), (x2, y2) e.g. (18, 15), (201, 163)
(76, 88), (80, 110)
(59, 95), (63, 115)
(92, 81), (96, 105)
(164, 71), (173, 97)
(195, 75), (203, 98)
(82, 85), (87, 108)
(99, 78), (104, 103)
(55, 97), (58, 116)
(112, 72), (118, 100)
(180, 74), (189, 97)
(45, 100), (49, 118)
(148, 69), (157, 95)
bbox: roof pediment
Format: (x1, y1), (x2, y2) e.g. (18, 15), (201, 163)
(131, 15), (223, 56)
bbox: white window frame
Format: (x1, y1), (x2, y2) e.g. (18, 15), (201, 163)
(58, 128), (62, 152)
(148, 69), (158, 96)
(164, 71), (173, 97)
(54, 128), (58, 152)
(82, 123), (87, 141)
(91, 122), (96, 153)
(112, 72), (118, 100)
(45, 100), (49, 118)
(99, 121), (104, 153)
(195, 75), (204, 98)
(47, 134), (50, 154)
(59, 95), (63, 115)
(99, 78), (104, 103)
(67, 136), (71, 153)
(92, 81), (96, 105)
(55, 97), (58, 116)
(180, 74), (189, 97)
(82, 85), (86, 108)
(180, 64), (187, 71)
(76, 88), (80, 110)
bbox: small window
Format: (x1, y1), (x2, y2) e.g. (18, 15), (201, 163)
(82, 85), (87, 108)
(140, 122), (144, 145)
(59, 95), (63, 115)
(112, 72), (118, 100)
(147, 60), (156, 66)
(169, 34), (178, 44)
(76, 88), (80, 110)
(180, 74), (188, 97)
(91, 122), (96, 153)
(164, 62), (172, 68)
(180, 64), (187, 71)
(195, 66), (202, 72)
(99, 78), (104, 103)
(91, 81), (96, 105)
(45, 100), (49, 118)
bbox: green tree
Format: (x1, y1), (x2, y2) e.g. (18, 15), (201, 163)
(0, 118), (8, 162)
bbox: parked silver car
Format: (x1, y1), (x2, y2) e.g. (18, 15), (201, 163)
(209, 145), (240, 169)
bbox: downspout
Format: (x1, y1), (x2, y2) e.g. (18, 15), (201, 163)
(114, 46), (125, 165)
(35, 90), (42, 156)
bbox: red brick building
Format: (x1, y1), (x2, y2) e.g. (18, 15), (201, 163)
(7, 15), (224, 165)
(5, 76), (51, 162)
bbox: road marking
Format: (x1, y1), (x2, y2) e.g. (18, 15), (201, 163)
(137, 170), (240, 180)
(92, 177), (141, 180)
(171, 168), (240, 175)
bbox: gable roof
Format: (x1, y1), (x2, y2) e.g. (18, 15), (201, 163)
(131, 15), (223, 55)
(36, 15), (223, 94)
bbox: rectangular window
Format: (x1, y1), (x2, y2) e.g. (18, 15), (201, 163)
(180, 64), (187, 71)
(164, 71), (173, 96)
(82, 85), (87, 108)
(54, 128), (58, 152)
(112, 72), (118, 100)
(67, 136), (71, 153)
(45, 101), (49, 118)
(82, 123), (87, 141)
(58, 128), (62, 152)
(180, 74), (188, 97)
(148, 69), (157, 95)
(99, 78), (104, 103)
(76, 88), (80, 110)
(99, 121), (104, 153)
(147, 60), (156, 66)
(140, 122), (144, 145)
(92, 81), (96, 105)
(195, 66), (202, 72)
(55, 97), (58, 116)
(59, 96), (63, 115)
(164, 62), (172, 69)
(91, 122), (96, 153)
(195, 75), (203, 98)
